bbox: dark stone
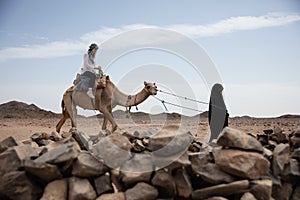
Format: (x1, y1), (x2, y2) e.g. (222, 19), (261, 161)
(291, 185), (300, 200)
(94, 173), (113, 196)
(0, 171), (43, 200)
(31, 132), (49, 142)
(125, 182), (158, 200)
(272, 181), (293, 200)
(96, 192), (126, 200)
(68, 177), (97, 200)
(250, 179), (272, 200)
(272, 143), (290, 176)
(213, 147), (270, 179)
(24, 159), (62, 182)
(0, 144), (39, 176)
(0, 136), (18, 153)
(240, 192), (257, 200)
(148, 130), (193, 157)
(72, 151), (108, 177)
(120, 153), (154, 186)
(190, 151), (213, 175)
(151, 169), (176, 198)
(174, 168), (193, 198)
(198, 163), (236, 184)
(217, 127), (263, 153)
(93, 134), (132, 169)
(192, 180), (249, 199)
(72, 130), (92, 151)
(40, 179), (68, 200)
(34, 142), (78, 164)
(263, 129), (273, 135)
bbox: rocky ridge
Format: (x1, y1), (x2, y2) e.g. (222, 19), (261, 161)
(0, 125), (299, 200)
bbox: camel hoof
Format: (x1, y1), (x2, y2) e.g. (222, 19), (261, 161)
(111, 125), (119, 133)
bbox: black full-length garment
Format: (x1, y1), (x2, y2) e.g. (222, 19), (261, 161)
(208, 83), (229, 142)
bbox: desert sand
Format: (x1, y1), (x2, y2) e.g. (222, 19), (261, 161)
(1, 114), (299, 142)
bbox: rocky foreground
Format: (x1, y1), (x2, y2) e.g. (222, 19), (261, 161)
(0, 126), (299, 200)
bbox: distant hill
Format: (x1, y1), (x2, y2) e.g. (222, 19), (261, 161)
(1, 100), (298, 120)
(0, 101), (59, 119)
(278, 114), (300, 119)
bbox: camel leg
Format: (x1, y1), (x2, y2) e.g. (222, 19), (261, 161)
(102, 116), (108, 130)
(63, 94), (77, 129)
(56, 112), (68, 133)
(99, 106), (118, 132)
(56, 100), (70, 133)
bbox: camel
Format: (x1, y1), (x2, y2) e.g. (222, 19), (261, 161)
(56, 75), (158, 133)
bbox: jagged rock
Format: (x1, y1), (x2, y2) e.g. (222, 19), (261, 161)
(72, 130), (92, 151)
(34, 142), (78, 164)
(40, 179), (68, 200)
(96, 192), (126, 200)
(0, 171), (43, 200)
(125, 182), (158, 200)
(24, 159), (62, 182)
(240, 192), (257, 200)
(198, 163), (236, 184)
(191, 151), (214, 175)
(153, 150), (191, 171)
(290, 135), (300, 150)
(293, 128), (300, 137)
(263, 147), (273, 159)
(192, 180), (249, 199)
(36, 139), (53, 146)
(120, 153), (154, 186)
(31, 132), (49, 142)
(93, 133), (132, 169)
(110, 169), (125, 192)
(250, 179), (272, 200)
(281, 158), (300, 183)
(217, 127), (263, 153)
(174, 168), (193, 198)
(72, 151), (108, 177)
(291, 147), (300, 160)
(50, 131), (62, 142)
(291, 185), (300, 200)
(148, 130), (193, 157)
(151, 169), (176, 198)
(68, 177), (97, 200)
(257, 134), (268, 146)
(94, 173), (113, 196)
(0, 144), (39, 176)
(205, 197), (229, 200)
(273, 143), (290, 176)
(274, 126), (283, 134)
(272, 182), (293, 200)
(213, 147), (270, 179)
(0, 136), (18, 153)
(132, 139), (146, 152)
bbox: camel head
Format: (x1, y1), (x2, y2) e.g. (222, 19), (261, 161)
(144, 81), (158, 95)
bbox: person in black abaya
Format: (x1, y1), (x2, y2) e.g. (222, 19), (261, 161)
(208, 83), (229, 142)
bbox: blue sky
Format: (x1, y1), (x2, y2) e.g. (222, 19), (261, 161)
(0, 0), (300, 117)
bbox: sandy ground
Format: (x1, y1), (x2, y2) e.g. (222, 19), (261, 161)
(0, 116), (299, 142)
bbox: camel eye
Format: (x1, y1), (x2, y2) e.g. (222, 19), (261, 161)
(147, 86), (151, 89)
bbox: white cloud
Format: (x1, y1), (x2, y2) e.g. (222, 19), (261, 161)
(0, 13), (299, 62)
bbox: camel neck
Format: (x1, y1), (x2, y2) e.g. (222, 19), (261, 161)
(111, 84), (150, 107)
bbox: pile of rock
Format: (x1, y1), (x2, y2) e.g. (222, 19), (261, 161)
(0, 126), (299, 200)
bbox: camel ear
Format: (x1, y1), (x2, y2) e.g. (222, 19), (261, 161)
(144, 81), (147, 86)
(106, 75), (110, 80)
